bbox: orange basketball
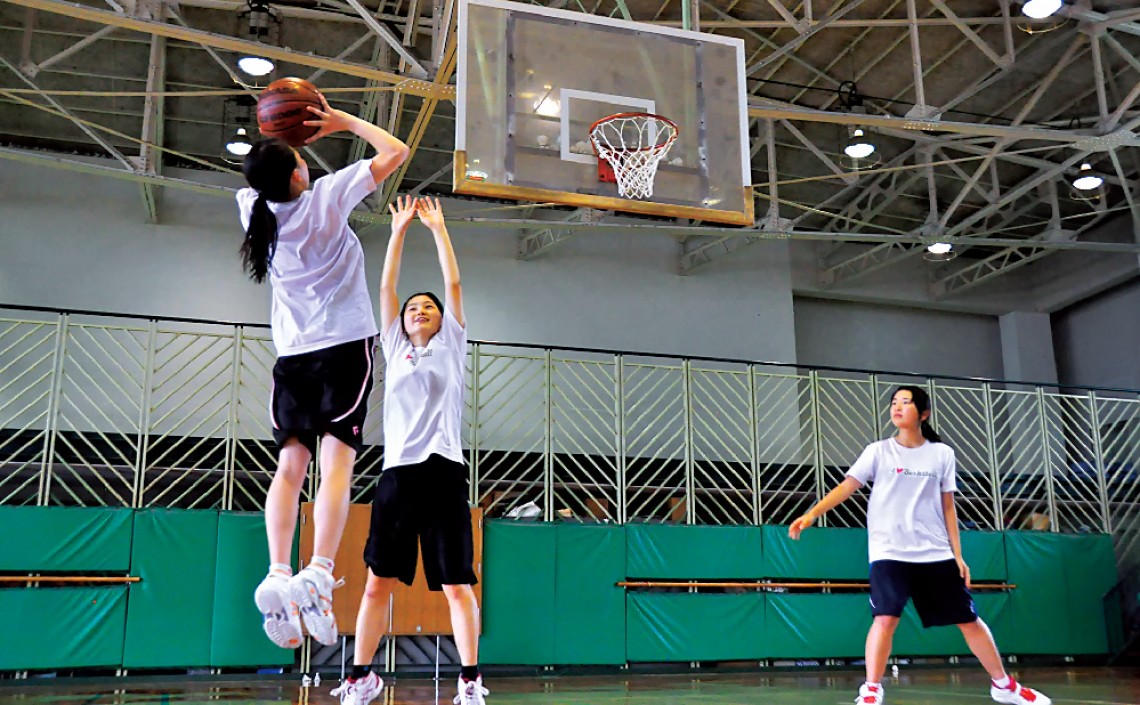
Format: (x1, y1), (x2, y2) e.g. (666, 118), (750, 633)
(257, 77), (322, 147)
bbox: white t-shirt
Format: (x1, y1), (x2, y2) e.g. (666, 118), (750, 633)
(380, 308), (467, 469)
(236, 160), (379, 356)
(846, 437), (958, 564)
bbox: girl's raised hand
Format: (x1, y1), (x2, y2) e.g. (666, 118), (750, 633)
(388, 194), (418, 232)
(415, 196), (446, 231)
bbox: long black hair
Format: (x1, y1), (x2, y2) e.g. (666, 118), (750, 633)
(895, 385), (943, 443)
(400, 291), (444, 336)
(240, 139), (297, 283)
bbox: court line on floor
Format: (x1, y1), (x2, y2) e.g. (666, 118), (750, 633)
(905, 687), (1135, 705)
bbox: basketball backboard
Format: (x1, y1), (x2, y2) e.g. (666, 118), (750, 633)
(454, 0), (753, 226)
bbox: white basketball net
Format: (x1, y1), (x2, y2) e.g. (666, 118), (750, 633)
(590, 113), (679, 200)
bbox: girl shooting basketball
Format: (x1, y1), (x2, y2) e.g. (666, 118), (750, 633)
(789, 386), (1050, 705)
(331, 196), (487, 705)
(238, 92), (408, 650)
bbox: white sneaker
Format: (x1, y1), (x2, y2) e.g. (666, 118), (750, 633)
(289, 564), (343, 646)
(253, 572), (303, 649)
(991, 678), (1051, 705)
(331, 672), (384, 705)
(856, 682), (884, 705)
(454, 675), (489, 705)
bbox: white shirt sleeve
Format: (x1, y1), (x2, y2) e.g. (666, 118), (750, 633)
(941, 445), (958, 492)
(846, 443), (878, 485)
(443, 308), (466, 345)
(235, 187), (257, 229)
(380, 314), (404, 362)
(311, 160), (378, 221)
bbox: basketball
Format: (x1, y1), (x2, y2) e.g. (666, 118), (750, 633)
(257, 77), (322, 147)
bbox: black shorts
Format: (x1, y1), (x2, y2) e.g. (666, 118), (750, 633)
(869, 559), (978, 628)
(363, 454), (478, 591)
(270, 337), (375, 456)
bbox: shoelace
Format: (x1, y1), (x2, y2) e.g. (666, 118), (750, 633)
(331, 675), (376, 703)
(453, 683), (490, 705)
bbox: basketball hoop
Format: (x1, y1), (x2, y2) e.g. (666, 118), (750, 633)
(590, 112), (679, 200)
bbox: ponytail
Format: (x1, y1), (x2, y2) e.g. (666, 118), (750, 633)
(240, 139), (298, 284)
(920, 419), (942, 444)
(240, 194), (278, 284)
(895, 385), (946, 445)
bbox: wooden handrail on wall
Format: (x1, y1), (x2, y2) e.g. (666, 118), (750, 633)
(0, 576), (140, 584)
(618, 581), (1015, 589)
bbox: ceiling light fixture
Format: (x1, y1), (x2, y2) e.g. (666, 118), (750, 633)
(1072, 162), (1104, 191)
(1021, 0), (1063, 19)
(225, 127), (253, 156)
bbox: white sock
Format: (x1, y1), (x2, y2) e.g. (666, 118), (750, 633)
(269, 562), (292, 577)
(865, 682), (882, 690)
(311, 555), (335, 573)
(993, 676), (1011, 689)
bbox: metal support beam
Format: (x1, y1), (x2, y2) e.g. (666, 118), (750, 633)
(762, 0), (801, 32)
(937, 36), (1085, 227)
(746, 0), (869, 76)
(378, 27), (457, 208)
(517, 208), (606, 260)
(780, 119), (856, 184)
(1060, 4), (1140, 38)
(700, 0), (844, 89)
(938, 28), (1069, 115)
(0, 54), (133, 169)
(20, 8), (34, 68)
(681, 0), (698, 31)
(349, 40), (391, 165)
(1091, 33), (1111, 123)
(821, 150), (1093, 287)
(138, 33), (164, 223)
(931, 195), (1119, 298)
(929, 0), (1010, 68)
(25, 24), (115, 77)
(1104, 80), (1140, 132)
(3, 0), (450, 99)
(904, 0), (926, 112)
(306, 31), (374, 84)
(1107, 149), (1140, 267)
(340, 0), (428, 78)
(408, 163), (452, 195)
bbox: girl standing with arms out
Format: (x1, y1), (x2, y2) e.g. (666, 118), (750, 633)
(239, 94), (408, 649)
(331, 197), (486, 705)
(790, 386), (1050, 705)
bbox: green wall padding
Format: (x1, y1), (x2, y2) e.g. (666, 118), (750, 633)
(626, 524), (764, 579)
(554, 524), (626, 664)
(1058, 533), (1118, 654)
(210, 513), (294, 667)
(123, 509), (218, 668)
(893, 592), (1011, 656)
(960, 531), (1007, 581)
(0, 587), (127, 670)
(1005, 531), (1117, 655)
(627, 592), (765, 662)
(766, 593), (868, 658)
(763, 526), (869, 579)
(0, 506), (133, 571)
(480, 522), (556, 665)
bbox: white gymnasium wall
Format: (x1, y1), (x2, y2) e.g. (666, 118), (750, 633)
(0, 159), (796, 363)
(1052, 278), (1140, 391)
(792, 296), (1005, 380)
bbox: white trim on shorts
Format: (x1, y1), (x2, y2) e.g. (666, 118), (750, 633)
(331, 338), (375, 423)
